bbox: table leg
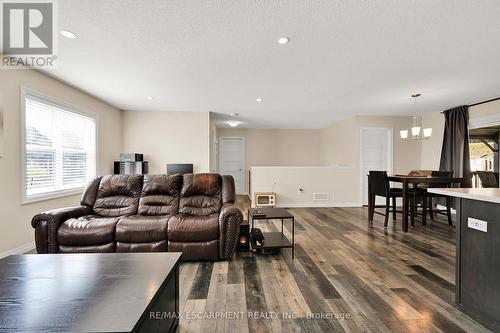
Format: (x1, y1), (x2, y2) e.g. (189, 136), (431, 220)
(402, 180), (409, 232)
(250, 215), (254, 260)
(368, 175), (373, 222)
(291, 217), (295, 259)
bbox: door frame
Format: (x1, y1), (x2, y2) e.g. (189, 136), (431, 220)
(219, 136), (246, 195)
(359, 127), (394, 206)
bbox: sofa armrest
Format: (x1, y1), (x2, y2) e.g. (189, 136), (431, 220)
(218, 204), (243, 259)
(32, 206), (92, 253)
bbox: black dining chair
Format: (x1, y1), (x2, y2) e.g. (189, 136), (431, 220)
(425, 170), (454, 226)
(368, 171), (403, 228)
(476, 171), (499, 188)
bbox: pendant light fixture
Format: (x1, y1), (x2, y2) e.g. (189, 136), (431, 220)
(400, 93), (432, 140)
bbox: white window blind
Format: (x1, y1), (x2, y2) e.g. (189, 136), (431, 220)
(22, 90), (97, 202)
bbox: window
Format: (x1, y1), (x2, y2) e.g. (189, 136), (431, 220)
(21, 88), (97, 203)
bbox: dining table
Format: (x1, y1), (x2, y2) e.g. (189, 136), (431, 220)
(368, 174), (463, 232)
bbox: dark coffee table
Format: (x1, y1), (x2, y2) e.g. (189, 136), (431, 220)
(0, 253), (181, 332)
(248, 207), (295, 259)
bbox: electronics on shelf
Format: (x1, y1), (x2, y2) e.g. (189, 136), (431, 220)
(252, 192), (276, 208)
(114, 153), (148, 175)
(167, 163), (193, 175)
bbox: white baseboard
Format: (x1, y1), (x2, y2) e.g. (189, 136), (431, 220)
(0, 241), (36, 259)
(275, 202), (362, 208)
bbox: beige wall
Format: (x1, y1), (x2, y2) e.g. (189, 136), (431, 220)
(0, 70), (122, 255)
(209, 112), (218, 172)
(122, 111), (210, 174)
(250, 166), (360, 206)
(421, 99), (500, 170)
(319, 115), (422, 204)
(217, 128), (324, 193)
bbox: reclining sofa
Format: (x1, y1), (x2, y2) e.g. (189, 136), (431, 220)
(31, 173), (243, 260)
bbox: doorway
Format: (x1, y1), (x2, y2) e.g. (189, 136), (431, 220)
(219, 137), (245, 194)
(360, 128), (394, 205)
(469, 126), (499, 188)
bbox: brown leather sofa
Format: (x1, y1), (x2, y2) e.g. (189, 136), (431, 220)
(31, 173), (243, 260)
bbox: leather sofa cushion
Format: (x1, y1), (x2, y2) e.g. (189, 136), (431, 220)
(168, 240), (219, 261)
(59, 243), (115, 253)
(179, 174), (222, 215)
(80, 176), (102, 207)
(221, 175), (235, 204)
(168, 214), (219, 242)
(57, 216), (119, 246)
(116, 241), (166, 252)
(116, 215), (169, 243)
(138, 174), (182, 215)
(93, 175), (143, 217)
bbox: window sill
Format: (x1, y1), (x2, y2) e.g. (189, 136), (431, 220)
(21, 187), (84, 205)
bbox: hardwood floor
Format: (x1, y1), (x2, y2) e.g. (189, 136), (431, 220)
(178, 197), (491, 333)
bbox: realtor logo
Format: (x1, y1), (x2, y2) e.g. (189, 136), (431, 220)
(1, 0), (58, 68)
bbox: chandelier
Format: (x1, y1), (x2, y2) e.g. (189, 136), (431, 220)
(400, 93), (432, 140)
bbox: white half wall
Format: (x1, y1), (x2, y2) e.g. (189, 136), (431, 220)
(250, 166), (361, 207)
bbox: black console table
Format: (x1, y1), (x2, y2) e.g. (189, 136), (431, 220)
(0, 253), (181, 332)
(248, 207), (295, 259)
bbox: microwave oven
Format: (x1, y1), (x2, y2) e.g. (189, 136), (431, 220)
(253, 192), (276, 208)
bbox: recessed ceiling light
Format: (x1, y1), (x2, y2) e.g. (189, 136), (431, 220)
(230, 112), (239, 116)
(146, 96), (154, 100)
(278, 37), (290, 44)
(227, 121), (240, 127)
(256, 98), (264, 102)
(60, 30), (77, 39)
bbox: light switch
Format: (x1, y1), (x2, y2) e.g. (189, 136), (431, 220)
(467, 217), (488, 233)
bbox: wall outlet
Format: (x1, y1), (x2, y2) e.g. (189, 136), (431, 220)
(468, 217), (487, 233)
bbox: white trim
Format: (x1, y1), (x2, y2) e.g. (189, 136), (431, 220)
(219, 136), (246, 195)
(276, 202), (362, 208)
(360, 127), (394, 206)
(0, 242), (36, 259)
(20, 86), (99, 205)
(250, 165), (353, 170)
(469, 114), (500, 129)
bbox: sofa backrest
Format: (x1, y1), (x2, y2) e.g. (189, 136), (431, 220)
(179, 173), (222, 216)
(138, 174), (183, 215)
(93, 175), (143, 217)
(80, 176), (103, 208)
(221, 175), (235, 205)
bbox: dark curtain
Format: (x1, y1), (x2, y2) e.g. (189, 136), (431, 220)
(439, 105), (471, 187)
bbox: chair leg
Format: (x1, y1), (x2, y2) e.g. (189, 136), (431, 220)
(384, 196), (390, 228)
(392, 196), (397, 221)
(369, 194), (376, 222)
(429, 197), (434, 220)
(446, 197), (453, 226)
(410, 194), (415, 227)
(422, 195), (427, 226)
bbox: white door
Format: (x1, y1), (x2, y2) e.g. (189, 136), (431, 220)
(361, 128), (393, 205)
(219, 137), (245, 194)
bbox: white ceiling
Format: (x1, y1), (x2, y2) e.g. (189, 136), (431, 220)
(45, 0), (500, 128)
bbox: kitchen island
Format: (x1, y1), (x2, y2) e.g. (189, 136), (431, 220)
(428, 188), (500, 331)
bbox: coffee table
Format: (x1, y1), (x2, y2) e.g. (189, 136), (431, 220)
(0, 253), (181, 332)
(248, 207), (295, 259)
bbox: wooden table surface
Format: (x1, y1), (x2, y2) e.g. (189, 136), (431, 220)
(0, 253), (181, 332)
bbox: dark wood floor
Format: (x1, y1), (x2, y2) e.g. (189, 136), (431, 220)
(178, 197), (491, 333)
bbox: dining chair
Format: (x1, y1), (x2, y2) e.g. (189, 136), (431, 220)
(425, 170), (454, 226)
(368, 171), (403, 228)
(476, 171), (499, 188)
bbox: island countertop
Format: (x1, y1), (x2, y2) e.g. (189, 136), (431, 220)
(428, 188), (500, 204)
